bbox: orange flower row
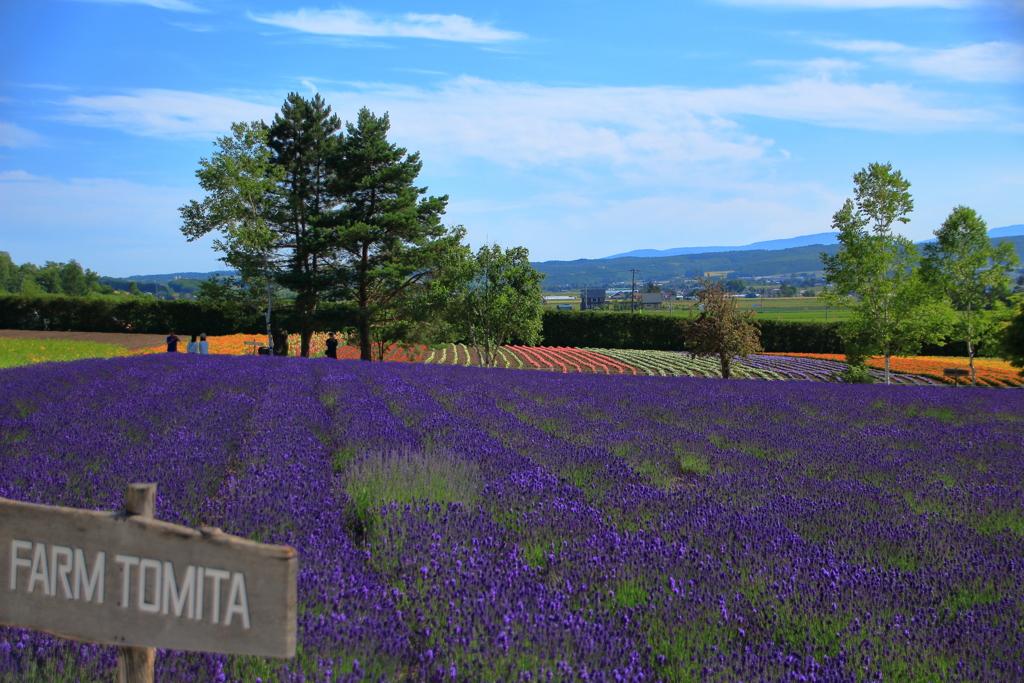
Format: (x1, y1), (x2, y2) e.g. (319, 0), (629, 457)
(764, 352), (1022, 387)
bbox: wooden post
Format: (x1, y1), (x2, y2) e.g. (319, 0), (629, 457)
(118, 483), (157, 683)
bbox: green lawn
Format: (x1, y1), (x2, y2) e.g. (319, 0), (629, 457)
(0, 337), (133, 368)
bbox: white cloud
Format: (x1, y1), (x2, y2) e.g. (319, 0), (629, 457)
(60, 90), (279, 139)
(68, 0), (204, 12)
(0, 121), (46, 148)
(823, 40), (1024, 82)
(316, 73), (1003, 172)
(717, 0), (976, 8)
(249, 7), (523, 43)
(0, 172), (218, 276)
(0, 170), (44, 181)
(57, 73), (1011, 171)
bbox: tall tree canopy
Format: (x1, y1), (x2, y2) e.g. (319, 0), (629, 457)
(450, 244), (545, 367)
(684, 275), (761, 379)
(921, 205), (1019, 386)
(325, 107), (460, 361)
(180, 121), (284, 350)
(821, 163), (951, 385)
(267, 93), (343, 357)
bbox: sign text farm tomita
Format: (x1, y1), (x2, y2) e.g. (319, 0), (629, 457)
(0, 490), (298, 659)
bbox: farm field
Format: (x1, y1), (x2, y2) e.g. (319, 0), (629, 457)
(0, 336), (133, 368)
(6, 332), (1018, 386)
(2, 355), (1023, 681)
(653, 300), (852, 322)
(766, 353), (1023, 388)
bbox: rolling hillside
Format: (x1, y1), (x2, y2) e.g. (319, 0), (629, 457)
(534, 236), (1024, 286)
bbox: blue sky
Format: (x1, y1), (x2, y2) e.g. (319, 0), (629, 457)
(1, 0), (1022, 277)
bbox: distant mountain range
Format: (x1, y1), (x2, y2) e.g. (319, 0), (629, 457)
(124, 270), (235, 284)
(123, 225), (1023, 287)
(603, 233), (839, 259)
(603, 225), (1024, 260)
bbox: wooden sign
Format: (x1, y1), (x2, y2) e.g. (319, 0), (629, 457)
(943, 368), (970, 377)
(1, 489), (297, 659)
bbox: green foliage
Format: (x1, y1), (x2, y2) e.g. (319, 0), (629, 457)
(342, 448), (483, 542)
(0, 294), (355, 336)
(821, 163), (953, 384)
(1001, 296), (1024, 376)
(542, 310), (848, 353)
(0, 253), (107, 297)
(839, 364), (873, 384)
(723, 278), (745, 293)
(683, 275), (762, 378)
(180, 119), (287, 349)
(325, 107), (461, 361)
(676, 450), (710, 477)
(0, 337), (133, 368)
(450, 243), (545, 366)
(921, 206), (1020, 386)
(267, 94), (343, 356)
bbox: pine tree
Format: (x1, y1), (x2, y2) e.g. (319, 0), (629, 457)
(267, 93), (343, 357)
(325, 108), (458, 361)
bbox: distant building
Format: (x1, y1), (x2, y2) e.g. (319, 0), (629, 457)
(639, 292), (662, 310)
(580, 287), (606, 310)
(556, 304), (574, 311)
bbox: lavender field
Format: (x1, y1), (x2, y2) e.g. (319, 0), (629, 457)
(2, 355), (1023, 682)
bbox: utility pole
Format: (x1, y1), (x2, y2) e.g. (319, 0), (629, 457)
(630, 269), (640, 313)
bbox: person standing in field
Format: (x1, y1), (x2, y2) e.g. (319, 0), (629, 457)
(166, 330), (180, 353)
(187, 334), (200, 354)
(273, 328), (289, 357)
(199, 333), (210, 355)
(325, 332), (339, 359)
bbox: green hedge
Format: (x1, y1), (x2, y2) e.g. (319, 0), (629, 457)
(0, 295), (972, 356)
(540, 310), (970, 356)
(0, 295), (357, 336)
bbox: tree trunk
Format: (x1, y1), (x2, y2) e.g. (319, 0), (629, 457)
(301, 330), (312, 358)
(265, 281), (274, 356)
(359, 316), (372, 361)
(968, 339), (976, 388)
(720, 352), (731, 379)
(359, 243), (372, 361)
(884, 354), (891, 385)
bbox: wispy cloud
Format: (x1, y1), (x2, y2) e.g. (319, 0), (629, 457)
(316, 73), (1007, 169)
(822, 40), (1024, 82)
(715, 0), (976, 8)
(0, 170), (44, 181)
(60, 90), (279, 138)
(249, 7), (524, 43)
(0, 121), (46, 148)
(67, 0), (204, 12)
(57, 72), (1015, 167)
(166, 21), (213, 32)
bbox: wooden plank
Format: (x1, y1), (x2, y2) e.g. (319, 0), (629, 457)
(118, 483), (157, 683)
(943, 368), (970, 377)
(1, 496), (297, 657)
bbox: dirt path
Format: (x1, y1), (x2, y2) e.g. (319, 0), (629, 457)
(0, 330), (169, 351)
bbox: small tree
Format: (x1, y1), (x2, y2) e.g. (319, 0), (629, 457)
(450, 244), (544, 367)
(921, 205), (1019, 386)
(821, 163), (952, 384)
(684, 275), (761, 379)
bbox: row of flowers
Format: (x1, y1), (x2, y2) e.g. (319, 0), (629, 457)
(2, 355), (1022, 681)
(137, 334), (1019, 386)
